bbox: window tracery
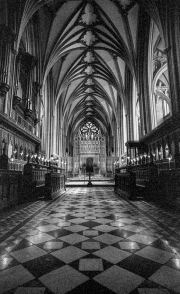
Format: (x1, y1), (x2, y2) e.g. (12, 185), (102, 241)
(149, 25), (171, 129)
(153, 66), (171, 126)
(79, 121), (100, 140)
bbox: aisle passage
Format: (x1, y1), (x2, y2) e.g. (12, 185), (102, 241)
(0, 188), (180, 294)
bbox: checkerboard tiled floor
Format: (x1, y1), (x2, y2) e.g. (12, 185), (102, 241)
(0, 187), (180, 294)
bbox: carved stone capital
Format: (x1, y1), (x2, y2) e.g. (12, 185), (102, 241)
(0, 82), (10, 97)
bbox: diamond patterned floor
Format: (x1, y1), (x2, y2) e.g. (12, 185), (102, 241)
(0, 187), (180, 294)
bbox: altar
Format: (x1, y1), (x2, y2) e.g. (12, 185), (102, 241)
(73, 122), (106, 175)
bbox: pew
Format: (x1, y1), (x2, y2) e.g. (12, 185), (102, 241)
(23, 162), (48, 200)
(45, 172), (66, 200)
(0, 154), (23, 210)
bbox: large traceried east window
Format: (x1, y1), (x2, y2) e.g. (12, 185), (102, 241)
(79, 121), (100, 140)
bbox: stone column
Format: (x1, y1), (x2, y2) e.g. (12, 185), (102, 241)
(0, 24), (16, 112)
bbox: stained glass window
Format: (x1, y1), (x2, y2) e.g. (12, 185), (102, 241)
(80, 121), (99, 135)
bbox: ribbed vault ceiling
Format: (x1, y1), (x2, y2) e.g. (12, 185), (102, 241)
(41, 0), (138, 136)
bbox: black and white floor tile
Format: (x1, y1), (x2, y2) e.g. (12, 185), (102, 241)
(0, 187), (180, 293)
